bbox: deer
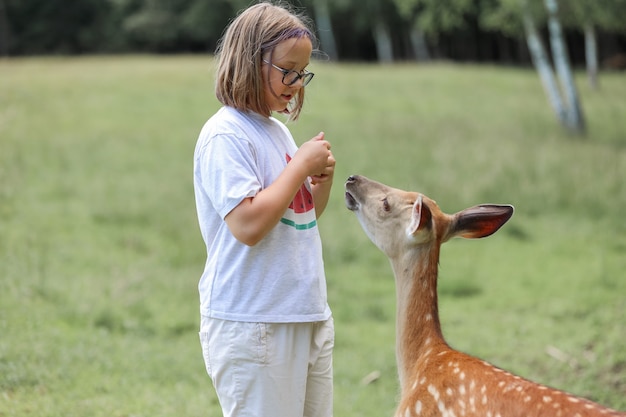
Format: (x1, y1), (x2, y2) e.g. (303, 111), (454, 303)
(344, 174), (625, 417)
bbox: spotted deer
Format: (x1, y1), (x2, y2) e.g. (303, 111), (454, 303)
(344, 175), (625, 417)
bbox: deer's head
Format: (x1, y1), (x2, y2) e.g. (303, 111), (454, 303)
(345, 175), (514, 260)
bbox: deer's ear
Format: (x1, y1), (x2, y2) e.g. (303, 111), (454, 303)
(449, 204), (514, 240)
(407, 195), (432, 236)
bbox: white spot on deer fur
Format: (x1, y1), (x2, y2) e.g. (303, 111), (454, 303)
(415, 400), (422, 415)
(460, 372), (465, 380)
(469, 396), (476, 409)
(482, 395), (488, 405)
(419, 376), (427, 385)
(459, 384), (466, 395)
(524, 396), (532, 402)
(446, 388), (454, 396)
(543, 396), (552, 403)
(428, 384), (440, 401)
(425, 313), (433, 322)
(498, 381), (505, 388)
(567, 397), (580, 403)
(503, 384), (515, 394)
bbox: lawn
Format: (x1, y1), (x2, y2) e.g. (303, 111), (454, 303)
(1, 56), (625, 416)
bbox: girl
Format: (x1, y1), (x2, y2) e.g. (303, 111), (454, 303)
(193, 2), (335, 417)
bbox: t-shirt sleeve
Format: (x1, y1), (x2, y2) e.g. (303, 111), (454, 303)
(197, 133), (261, 220)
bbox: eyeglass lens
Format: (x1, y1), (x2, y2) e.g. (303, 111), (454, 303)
(283, 71), (313, 86)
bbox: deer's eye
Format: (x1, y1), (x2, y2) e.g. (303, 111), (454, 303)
(382, 198), (391, 212)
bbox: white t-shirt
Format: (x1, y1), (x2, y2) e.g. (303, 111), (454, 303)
(193, 106), (331, 323)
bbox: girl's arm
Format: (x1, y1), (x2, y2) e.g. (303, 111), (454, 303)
(225, 134), (332, 246)
(310, 150), (335, 218)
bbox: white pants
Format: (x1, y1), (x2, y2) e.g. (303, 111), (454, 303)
(199, 316), (334, 417)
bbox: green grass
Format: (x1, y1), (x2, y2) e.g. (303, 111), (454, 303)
(1, 56), (625, 416)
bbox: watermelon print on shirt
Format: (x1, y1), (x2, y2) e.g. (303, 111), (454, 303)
(282, 154), (317, 230)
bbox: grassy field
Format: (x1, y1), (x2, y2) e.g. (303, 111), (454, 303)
(0, 56), (625, 416)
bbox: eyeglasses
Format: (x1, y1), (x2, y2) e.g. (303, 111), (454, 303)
(263, 59), (314, 87)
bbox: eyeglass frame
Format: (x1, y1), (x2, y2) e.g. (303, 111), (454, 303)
(262, 59), (314, 87)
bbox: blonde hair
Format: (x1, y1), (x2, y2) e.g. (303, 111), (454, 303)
(214, 2), (317, 121)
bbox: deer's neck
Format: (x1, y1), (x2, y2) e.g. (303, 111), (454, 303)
(390, 246), (447, 390)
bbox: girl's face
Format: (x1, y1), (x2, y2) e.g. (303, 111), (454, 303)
(263, 36), (312, 115)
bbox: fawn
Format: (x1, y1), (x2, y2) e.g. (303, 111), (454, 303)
(344, 175), (624, 417)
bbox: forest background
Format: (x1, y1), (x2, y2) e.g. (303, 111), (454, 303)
(2, 0), (626, 67)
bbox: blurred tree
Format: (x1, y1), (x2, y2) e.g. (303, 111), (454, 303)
(544, 0), (585, 135)
(393, 0), (430, 60)
(4, 0), (114, 54)
(321, 0), (400, 62)
(119, 0), (238, 52)
(0, 0), (8, 56)
(559, 0), (626, 89)
(310, 0), (338, 60)
(482, 0), (585, 136)
(360, 0), (397, 62)
(519, 1), (567, 128)
(397, 0), (474, 60)
(121, 0), (186, 51)
(178, 0), (235, 52)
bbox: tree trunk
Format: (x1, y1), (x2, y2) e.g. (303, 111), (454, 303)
(521, 7), (567, 127)
(409, 25), (430, 61)
(373, 18), (394, 63)
(312, 0), (338, 61)
(0, 0), (9, 56)
(584, 23), (598, 90)
(545, 0), (586, 135)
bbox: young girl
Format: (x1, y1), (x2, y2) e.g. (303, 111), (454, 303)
(193, 2), (335, 416)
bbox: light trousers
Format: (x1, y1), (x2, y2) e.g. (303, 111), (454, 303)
(199, 316), (334, 417)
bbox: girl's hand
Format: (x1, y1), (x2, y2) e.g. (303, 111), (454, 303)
(293, 132), (333, 179)
(309, 132), (335, 185)
(310, 152), (335, 185)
